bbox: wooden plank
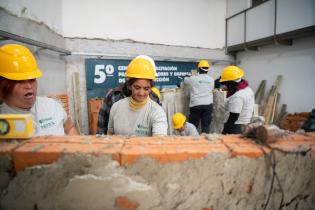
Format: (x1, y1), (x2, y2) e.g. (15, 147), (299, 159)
(275, 104), (288, 126)
(274, 75), (283, 93)
(72, 72), (82, 134)
(262, 75), (283, 124)
(270, 92), (280, 123)
(255, 80), (266, 105)
(263, 95), (276, 124)
(262, 85), (276, 124)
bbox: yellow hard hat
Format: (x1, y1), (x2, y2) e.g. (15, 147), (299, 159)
(198, 60), (210, 69)
(126, 55), (156, 80)
(151, 87), (161, 99)
(0, 44), (42, 80)
(172, 112), (186, 129)
(219, 65), (244, 82)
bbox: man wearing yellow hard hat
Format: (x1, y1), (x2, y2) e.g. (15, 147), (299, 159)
(219, 65), (254, 134)
(0, 44), (78, 136)
(107, 55), (167, 136)
(96, 55), (161, 135)
(183, 59), (214, 134)
(172, 112), (199, 136)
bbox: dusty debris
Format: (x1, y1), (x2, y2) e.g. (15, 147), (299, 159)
(243, 123), (292, 144)
(204, 133), (222, 141)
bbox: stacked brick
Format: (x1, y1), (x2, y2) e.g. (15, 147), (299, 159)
(88, 99), (103, 135)
(47, 94), (70, 114)
(280, 112), (310, 132)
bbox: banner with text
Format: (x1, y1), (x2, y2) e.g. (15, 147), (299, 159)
(85, 59), (197, 99)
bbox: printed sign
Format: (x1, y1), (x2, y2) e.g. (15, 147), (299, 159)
(85, 59), (197, 99)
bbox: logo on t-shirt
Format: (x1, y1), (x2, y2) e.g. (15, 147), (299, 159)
(38, 117), (56, 129)
(135, 124), (149, 135)
(198, 80), (211, 84)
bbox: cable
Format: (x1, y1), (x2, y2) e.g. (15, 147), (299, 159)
(263, 150), (276, 210)
(261, 146), (285, 210)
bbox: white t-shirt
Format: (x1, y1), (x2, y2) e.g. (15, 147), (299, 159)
(0, 96), (67, 136)
(177, 122), (199, 136)
(226, 87), (255, 124)
(184, 74), (214, 107)
(108, 97), (168, 136)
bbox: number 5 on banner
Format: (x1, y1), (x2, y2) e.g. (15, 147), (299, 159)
(94, 64), (115, 84)
(94, 65), (106, 84)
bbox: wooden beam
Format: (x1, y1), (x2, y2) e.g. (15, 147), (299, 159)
(72, 72), (82, 134)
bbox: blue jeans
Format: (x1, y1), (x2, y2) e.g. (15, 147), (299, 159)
(189, 104), (213, 134)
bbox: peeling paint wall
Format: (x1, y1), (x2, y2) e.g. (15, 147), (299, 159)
(0, 8), (67, 96)
(0, 0), (63, 34)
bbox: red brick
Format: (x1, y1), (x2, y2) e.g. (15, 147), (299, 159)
(0, 141), (20, 155)
(125, 136), (212, 145)
(229, 146), (267, 158)
(120, 142), (229, 165)
(29, 135), (124, 144)
(221, 134), (253, 144)
(221, 135), (269, 158)
(269, 133), (315, 153)
(13, 141), (122, 171)
(115, 196), (139, 210)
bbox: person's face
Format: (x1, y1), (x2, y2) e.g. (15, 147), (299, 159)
(129, 79), (151, 102)
(5, 79), (38, 110)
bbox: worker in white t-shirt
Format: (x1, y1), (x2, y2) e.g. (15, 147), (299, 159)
(219, 66), (254, 134)
(107, 55), (168, 136)
(183, 60), (214, 134)
(0, 44), (78, 136)
(172, 112), (199, 136)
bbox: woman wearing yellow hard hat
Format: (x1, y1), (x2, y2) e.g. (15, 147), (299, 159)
(96, 83), (161, 135)
(0, 44), (78, 136)
(219, 65), (254, 134)
(107, 55), (168, 136)
(172, 112), (199, 136)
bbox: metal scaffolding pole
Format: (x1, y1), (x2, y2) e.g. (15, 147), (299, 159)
(0, 30), (71, 55)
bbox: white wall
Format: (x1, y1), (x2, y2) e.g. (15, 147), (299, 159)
(1, 0), (227, 49)
(226, 0), (315, 47)
(62, 0), (226, 49)
(277, 0), (315, 34)
(226, 0), (250, 17)
(0, 0), (63, 34)
(246, 1), (274, 42)
(237, 36), (315, 113)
